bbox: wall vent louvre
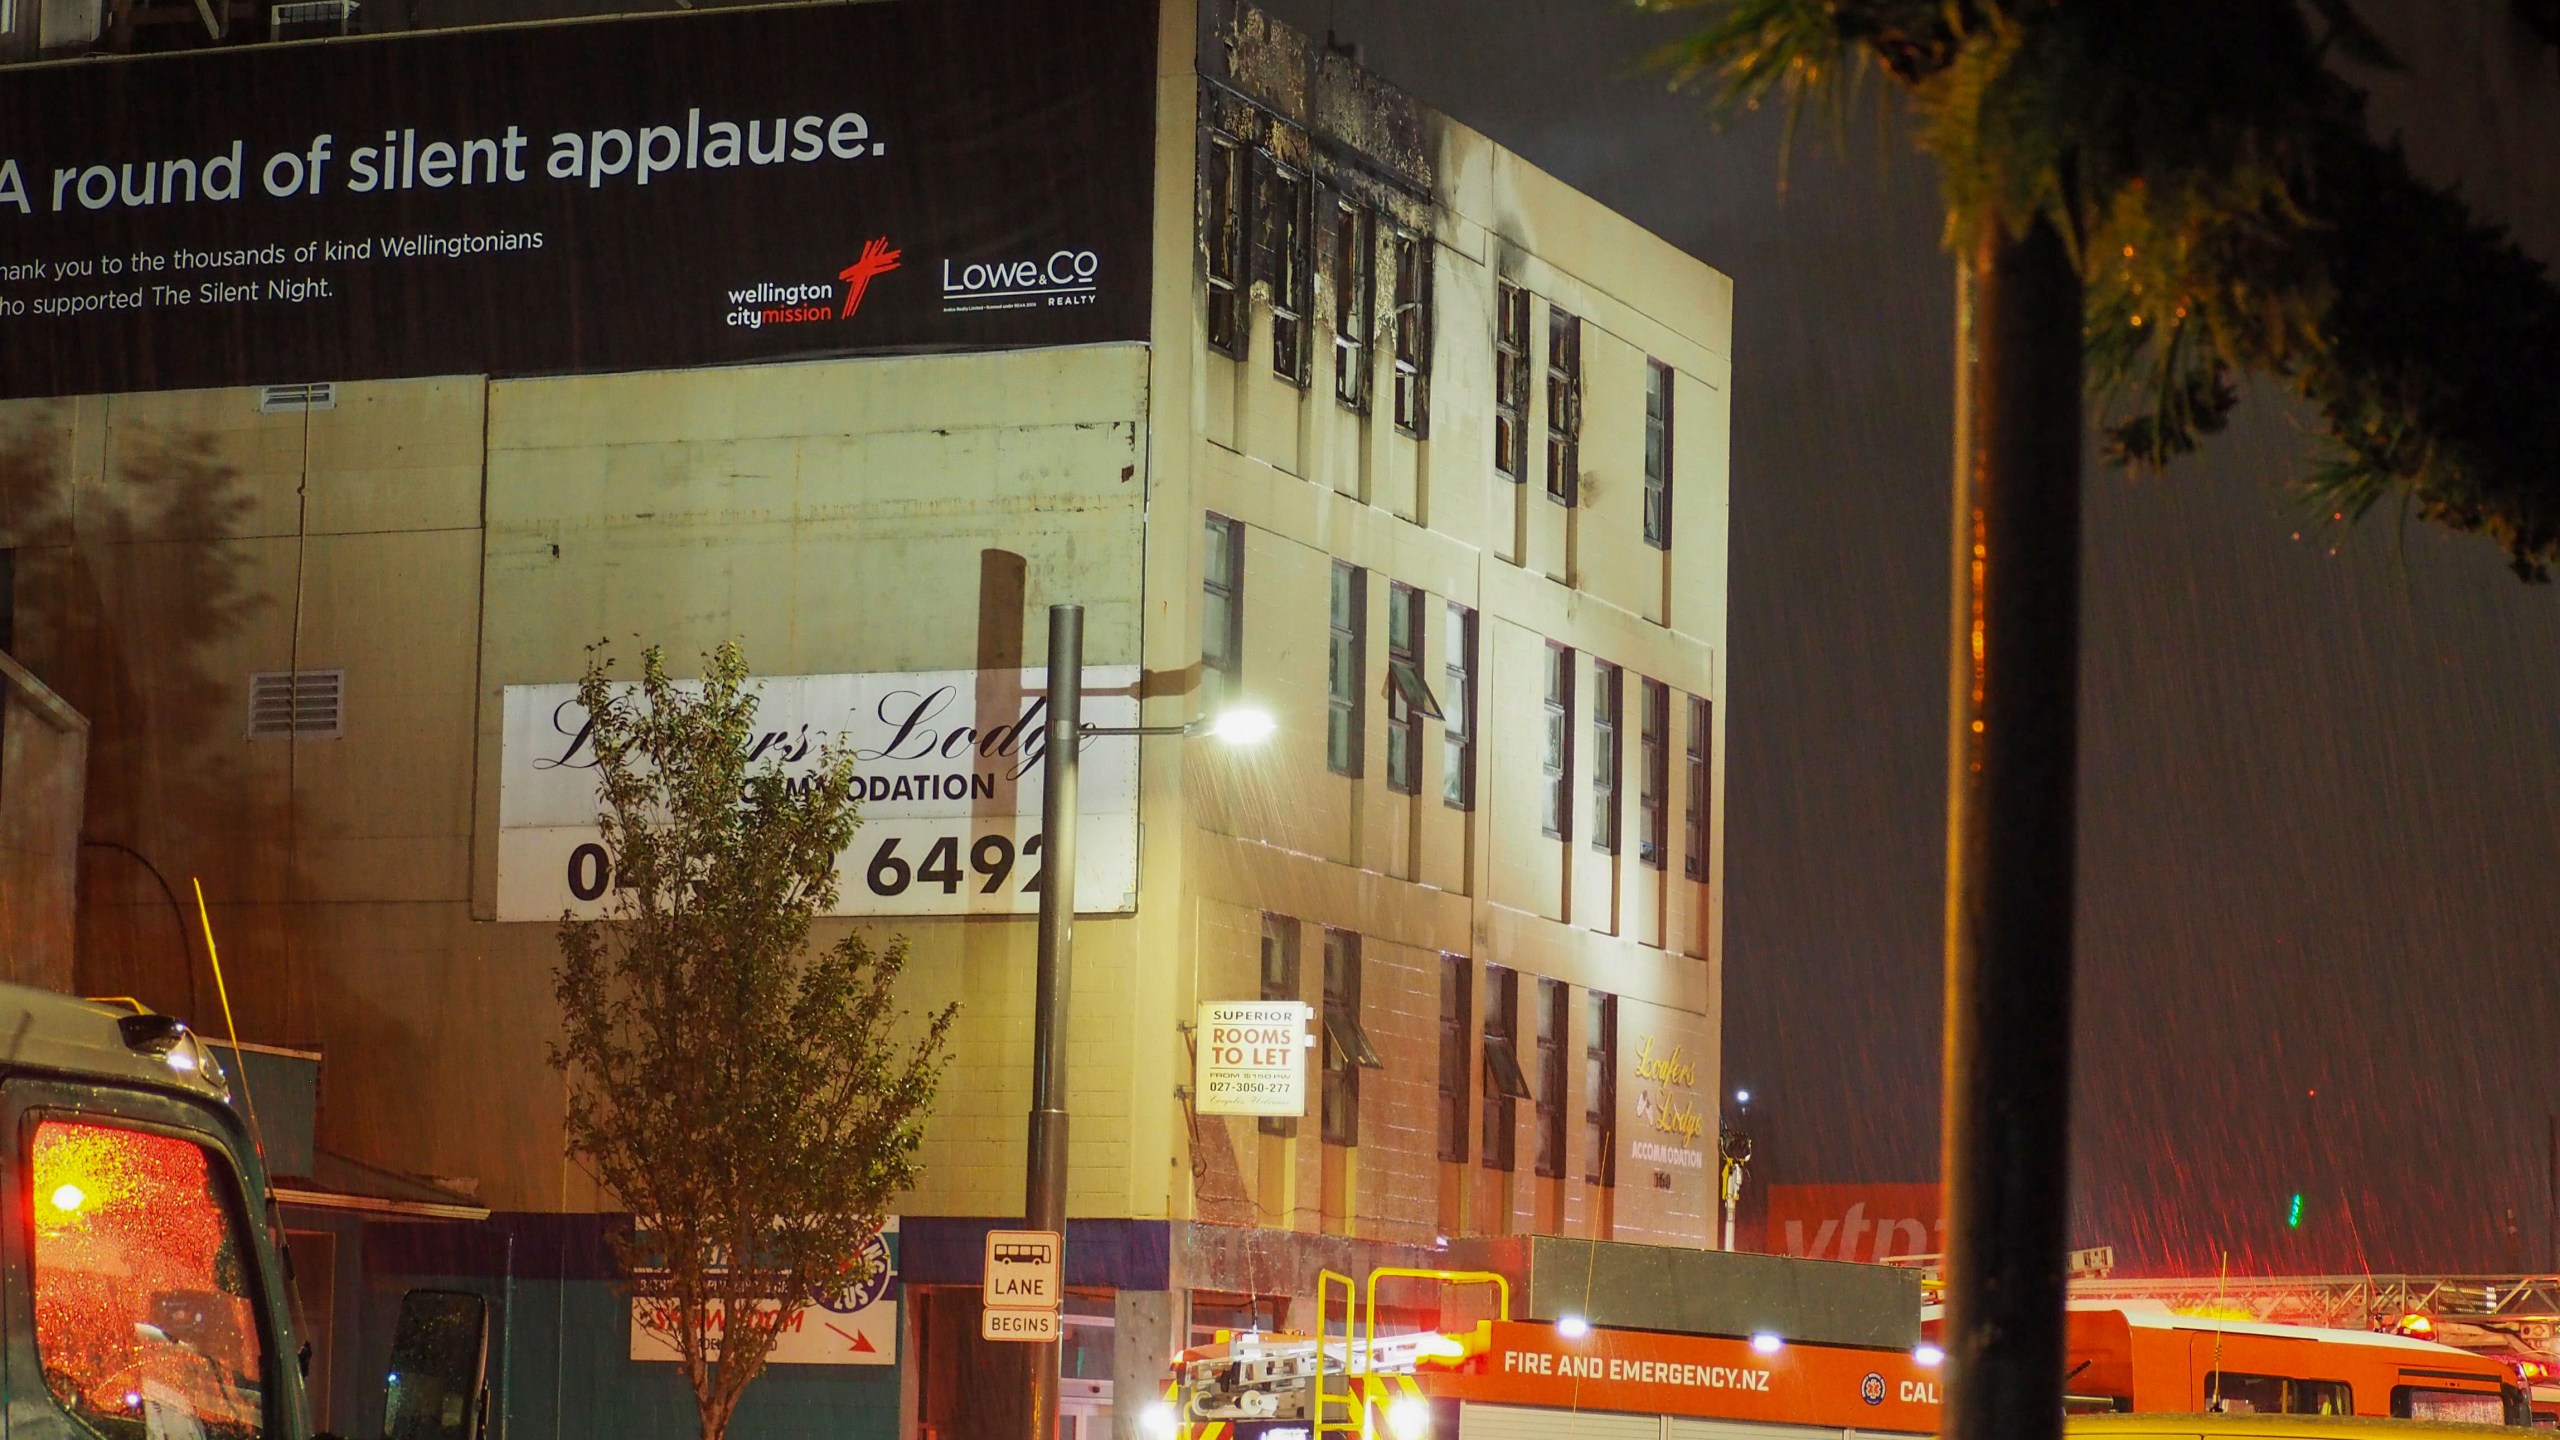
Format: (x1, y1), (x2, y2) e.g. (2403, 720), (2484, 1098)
(258, 382), (336, 413)
(247, 669), (344, 739)
(270, 0), (357, 35)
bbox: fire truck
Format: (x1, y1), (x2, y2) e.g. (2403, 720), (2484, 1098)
(1149, 1266), (1944, 1440)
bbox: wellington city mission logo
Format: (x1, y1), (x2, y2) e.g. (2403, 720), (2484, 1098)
(723, 234), (900, 329)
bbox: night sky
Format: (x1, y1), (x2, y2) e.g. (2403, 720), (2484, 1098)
(1273, 0), (2560, 1275)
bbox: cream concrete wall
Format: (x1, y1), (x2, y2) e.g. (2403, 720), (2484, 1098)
(0, 344), (1175, 1219)
(472, 346), (1161, 1219)
(0, 377), (509, 1194)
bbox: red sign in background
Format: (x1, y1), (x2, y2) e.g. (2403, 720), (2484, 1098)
(1764, 1182), (1944, 1264)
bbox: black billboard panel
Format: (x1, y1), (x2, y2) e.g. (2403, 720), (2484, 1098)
(0, 0), (1157, 398)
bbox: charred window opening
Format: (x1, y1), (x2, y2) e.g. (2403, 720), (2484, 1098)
(1546, 306), (1583, 506)
(1261, 159), (1313, 385)
(1494, 282), (1530, 480)
(1391, 229), (1433, 436)
(1205, 132), (1250, 359)
(1333, 200), (1374, 411)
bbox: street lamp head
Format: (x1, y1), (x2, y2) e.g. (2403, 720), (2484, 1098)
(1203, 706), (1276, 745)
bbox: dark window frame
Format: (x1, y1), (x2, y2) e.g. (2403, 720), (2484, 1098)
(1545, 306), (1583, 507)
(1585, 991), (1618, 1186)
(1202, 513), (1243, 709)
(1265, 159), (1313, 386)
(1638, 677), (1668, 869)
(1320, 929), (1379, 1148)
(1685, 695), (1713, 883)
(1542, 643), (1575, 840)
(1591, 659), (1623, 854)
(1493, 282), (1530, 481)
(1480, 964), (1528, 1171)
(1204, 131), (1250, 360)
(1443, 602), (1479, 811)
(1328, 562), (1367, 778)
(1386, 582), (1438, 795)
(1533, 977), (1569, 1179)
(1257, 914), (1301, 1138)
(1390, 228), (1433, 437)
(1644, 358), (1675, 548)
(1437, 954), (1472, 1164)
(1332, 199), (1374, 412)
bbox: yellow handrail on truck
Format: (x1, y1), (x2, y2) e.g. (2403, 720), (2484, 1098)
(1312, 1266), (1511, 1439)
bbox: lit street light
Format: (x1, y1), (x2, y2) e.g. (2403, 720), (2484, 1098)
(1022, 603), (1272, 1440)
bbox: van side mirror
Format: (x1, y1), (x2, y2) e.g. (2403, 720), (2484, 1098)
(382, 1289), (490, 1440)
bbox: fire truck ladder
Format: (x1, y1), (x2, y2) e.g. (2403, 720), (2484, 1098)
(1312, 1266), (1512, 1440)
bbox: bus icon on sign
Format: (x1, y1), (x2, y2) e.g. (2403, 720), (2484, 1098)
(992, 1240), (1054, 1266)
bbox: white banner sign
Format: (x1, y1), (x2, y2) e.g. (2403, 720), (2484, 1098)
(498, 666), (1140, 920)
(1193, 1001), (1311, 1117)
(629, 1227), (896, 1366)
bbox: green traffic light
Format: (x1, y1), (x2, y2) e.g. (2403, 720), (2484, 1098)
(2287, 1193), (2304, 1227)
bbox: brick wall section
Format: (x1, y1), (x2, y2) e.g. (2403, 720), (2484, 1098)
(1353, 937), (1440, 1244)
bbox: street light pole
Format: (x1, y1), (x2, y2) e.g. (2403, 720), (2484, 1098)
(1024, 603), (1081, 1440)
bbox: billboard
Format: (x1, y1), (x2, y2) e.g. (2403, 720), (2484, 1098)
(1766, 1183), (1944, 1264)
(0, 0), (1154, 398)
(496, 666), (1140, 920)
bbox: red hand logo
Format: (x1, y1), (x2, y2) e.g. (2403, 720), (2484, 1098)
(838, 237), (902, 320)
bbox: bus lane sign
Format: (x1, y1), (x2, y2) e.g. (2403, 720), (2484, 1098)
(981, 1229), (1062, 1343)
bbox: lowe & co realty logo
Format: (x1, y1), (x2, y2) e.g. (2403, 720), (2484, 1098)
(724, 235), (900, 329)
(940, 244), (1100, 313)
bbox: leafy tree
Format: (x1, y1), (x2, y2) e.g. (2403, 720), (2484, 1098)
(551, 642), (954, 1440)
(1657, 0), (2560, 574)
(1647, 7), (2560, 1440)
